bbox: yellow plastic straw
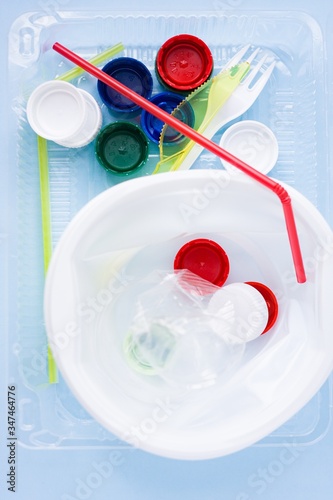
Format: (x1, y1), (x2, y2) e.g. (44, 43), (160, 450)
(37, 43), (124, 383)
(37, 135), (58, 383)
(37, 135), (53, 276)
(55, 42), (124, 82)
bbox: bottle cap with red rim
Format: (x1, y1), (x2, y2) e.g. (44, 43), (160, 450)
(156, 34), (214, 92)
(246, 282), (279, 333)
(174, 238), (230, 288)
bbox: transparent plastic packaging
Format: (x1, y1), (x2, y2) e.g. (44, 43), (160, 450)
(4, 9), (333, 456)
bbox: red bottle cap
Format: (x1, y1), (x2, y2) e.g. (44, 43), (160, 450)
(174, 238), (229, 287)
(246, 282), (279, 334)
(156, 34), (213, 92)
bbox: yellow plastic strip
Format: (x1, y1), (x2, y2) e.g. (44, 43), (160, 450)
(55, 42), (125, 82)
(37, 135), (58, 383)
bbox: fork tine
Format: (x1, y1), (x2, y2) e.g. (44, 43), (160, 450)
(244, 47), (260, 66)
(222, 44), (250, 71)
(250, 60), (276, 92)
(241, 54), (269, 87)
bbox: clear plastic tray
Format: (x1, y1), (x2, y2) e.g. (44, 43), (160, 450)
(5, 9), (333, 450)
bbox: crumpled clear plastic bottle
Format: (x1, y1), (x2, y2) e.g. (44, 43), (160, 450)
(124, 270), (246, 390)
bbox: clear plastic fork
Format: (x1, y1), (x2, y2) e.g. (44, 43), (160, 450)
(156, 46), (276, 172)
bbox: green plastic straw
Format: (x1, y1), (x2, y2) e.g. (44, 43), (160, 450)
(37, 43), (124, 383)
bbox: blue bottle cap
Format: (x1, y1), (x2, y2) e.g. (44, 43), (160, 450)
(97, 57), (153, 116)
(140, 92), (184, 143)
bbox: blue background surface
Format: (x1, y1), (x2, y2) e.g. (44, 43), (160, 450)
(1, 1), (333, 499)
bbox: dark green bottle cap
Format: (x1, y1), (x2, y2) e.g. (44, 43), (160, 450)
(95, 122), (149, 174)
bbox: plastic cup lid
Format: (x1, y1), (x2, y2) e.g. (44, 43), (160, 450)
(219, 120), (279, 175)
(246, 281), (279, 333)
(174, 238), (230, 287)
(95, 122), (149, 174)
(140, 91), (184, 143)
(97, 57), (153, 114)
(26, 80), (86, 141)
(56, 89), (102, 148)
(156, 34), (213, 91)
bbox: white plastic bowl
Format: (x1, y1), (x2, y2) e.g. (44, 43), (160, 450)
(44, 170), (333, 460)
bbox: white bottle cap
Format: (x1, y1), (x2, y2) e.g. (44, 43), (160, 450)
(26, 80), (86, 142)
(208, 282), (269, 343)
(57, 89), (103, 148)
(219, 120), (279, 175)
